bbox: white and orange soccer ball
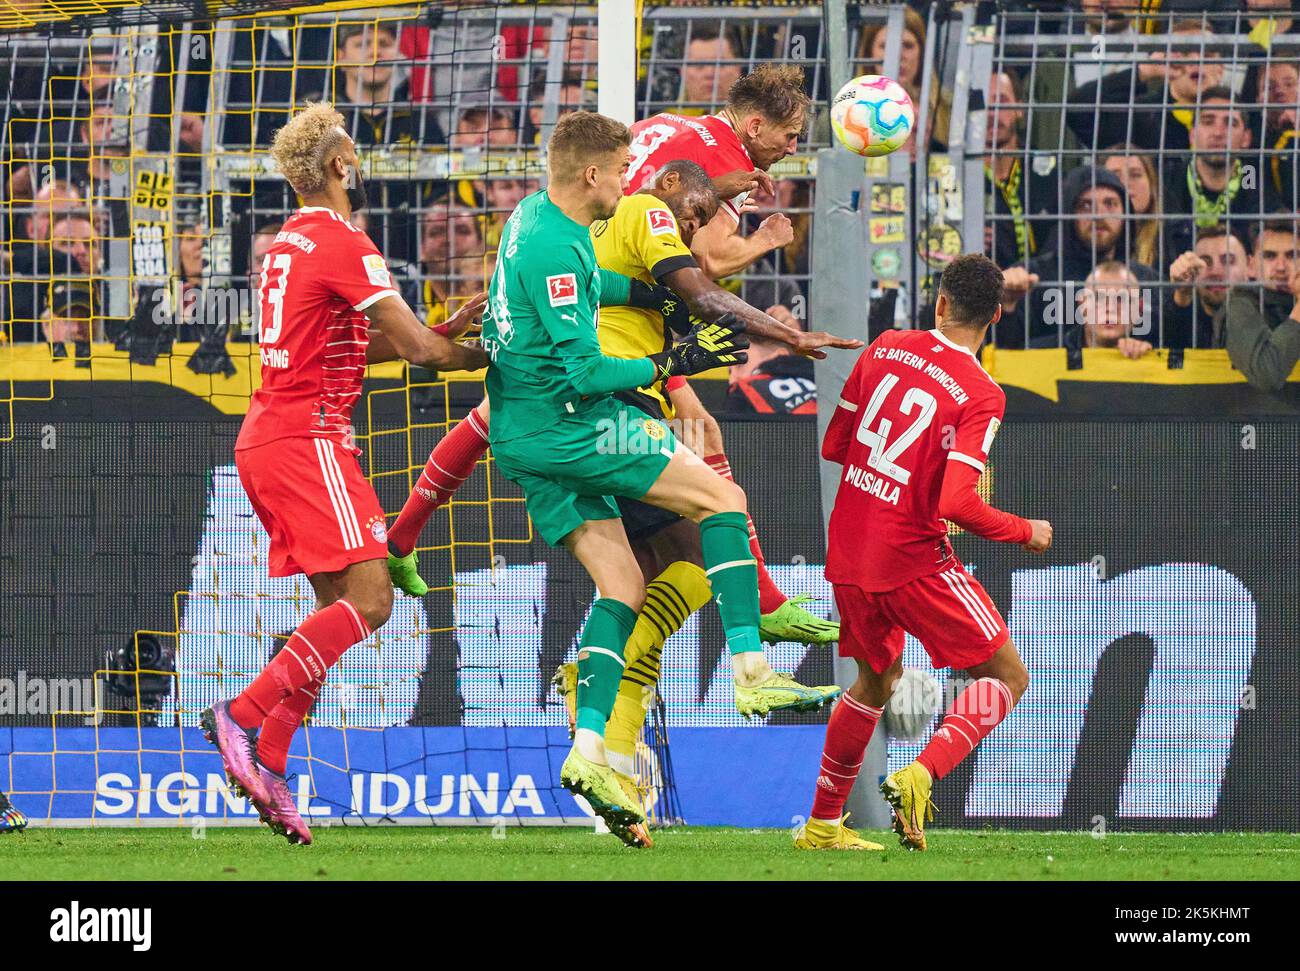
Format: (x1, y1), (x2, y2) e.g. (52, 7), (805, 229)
(830, 74), (915, 157)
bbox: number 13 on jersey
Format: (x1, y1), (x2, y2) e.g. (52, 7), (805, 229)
(259, 253), (292, 344)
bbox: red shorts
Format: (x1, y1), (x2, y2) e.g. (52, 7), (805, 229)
(236, 436), (388, 578)
(834, 561), (1009, 673)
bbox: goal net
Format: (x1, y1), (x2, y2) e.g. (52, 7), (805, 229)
(1, 1), (836, 829)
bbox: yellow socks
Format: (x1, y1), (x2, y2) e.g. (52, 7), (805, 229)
(605, 561), (712, 756)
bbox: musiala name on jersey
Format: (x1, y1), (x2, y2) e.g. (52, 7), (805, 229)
(843, 463), (901, 506)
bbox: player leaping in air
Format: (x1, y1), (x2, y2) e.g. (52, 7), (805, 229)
(391, 158), (847, 723)
(793, 255), (1052, 852)
(620, 64), (860, 643)
(198, 103), (489, 845)
(550, 157), (857, 824)
(478, 110), (828, 844)
(395, 157), (847, 848)
(386, 65), (860, 649)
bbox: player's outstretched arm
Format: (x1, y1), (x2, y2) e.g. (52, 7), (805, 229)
(365, 293), (489, 371)
(938, 460), (1051, 552)
(647, 317), (748, 382)
(366, 293), (487, 363)
(661, 264), (863, 359)
(557, 318), (747, 396)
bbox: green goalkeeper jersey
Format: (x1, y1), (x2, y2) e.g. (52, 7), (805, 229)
(482, 189), (655, 443)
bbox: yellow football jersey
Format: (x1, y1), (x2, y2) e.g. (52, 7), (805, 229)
(590, 193), (697, 362)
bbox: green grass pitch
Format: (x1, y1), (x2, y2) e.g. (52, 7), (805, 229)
(3, 827), (1297, 880)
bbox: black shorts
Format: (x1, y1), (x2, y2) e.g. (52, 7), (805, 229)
(613, 389), (683, 542)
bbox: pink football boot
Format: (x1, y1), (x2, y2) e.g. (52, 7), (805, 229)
(256, 765), (313, 846)
(199, 700), (270, 806)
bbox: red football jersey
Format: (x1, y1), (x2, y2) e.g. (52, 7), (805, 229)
(626, 113), (755, 223)
(236, 207), (400, 453)
(824, 328), (1008, 592)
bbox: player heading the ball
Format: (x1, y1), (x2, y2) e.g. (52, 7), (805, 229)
(479, 110), (845, 845)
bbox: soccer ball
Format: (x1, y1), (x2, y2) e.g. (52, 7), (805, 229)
(830, 74), (915, 157)
(883, 668), (942, 740)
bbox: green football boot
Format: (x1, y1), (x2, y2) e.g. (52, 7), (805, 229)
(387, 548), (429, 597)
(551, 662), (579, 738)
(760, 594), (840, 645)
(734, 671), (841, 719)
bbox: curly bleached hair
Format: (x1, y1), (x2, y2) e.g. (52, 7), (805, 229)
(270, 102), (350, 196)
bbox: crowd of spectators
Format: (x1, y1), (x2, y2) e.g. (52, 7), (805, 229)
(980, 0), (1300, 392)
(1, 1), (1297, 398)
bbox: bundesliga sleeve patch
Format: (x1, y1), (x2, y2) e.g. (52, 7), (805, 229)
(646, 208), (677, 236)
(547, 273), (578, 307)
(982, 416), (1002, 454)
(362, 253), (392, 288)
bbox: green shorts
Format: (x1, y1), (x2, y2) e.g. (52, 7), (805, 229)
(613, 390), (686, 542)
(492, 397), (678, 546)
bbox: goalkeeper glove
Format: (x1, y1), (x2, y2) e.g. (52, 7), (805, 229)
(648, 315), (748, 381)
(628, 279), (693, 336)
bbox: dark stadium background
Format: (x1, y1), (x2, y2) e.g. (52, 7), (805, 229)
(2, 374), (1295, 828)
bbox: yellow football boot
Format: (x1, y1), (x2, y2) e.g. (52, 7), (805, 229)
(551, 662), (578, 738)
(793, 813), (884, 851)
(880, 762), (935, 851)
(614, 771), (653, 849)
(734, 671), (841, 719)
(560, 748), (646, 848)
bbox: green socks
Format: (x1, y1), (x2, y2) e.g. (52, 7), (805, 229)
(574, 512), (759, 739)
(575, 598), (639, 736)
(699, 511), (762, 656)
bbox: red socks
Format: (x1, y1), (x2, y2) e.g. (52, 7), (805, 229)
(810, 692), (882, 821)
(703, 452), (787, 614)
(917, 677), (1014, 781)
(386, 405), (490, 557)
(228, 599), (371, 729)
(807, 677), (1014, 817)
(257, 684), (319, 775)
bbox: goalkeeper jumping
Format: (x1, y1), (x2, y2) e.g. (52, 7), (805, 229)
(478, 111), (827, 845)
(553, 157), (854, 844)
(388, 73), (859, 652)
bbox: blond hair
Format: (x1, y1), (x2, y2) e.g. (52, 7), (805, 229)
(271, 102), (350, 196)
(1101, 143), (1162, 268)
(546, 110), (630, 185)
